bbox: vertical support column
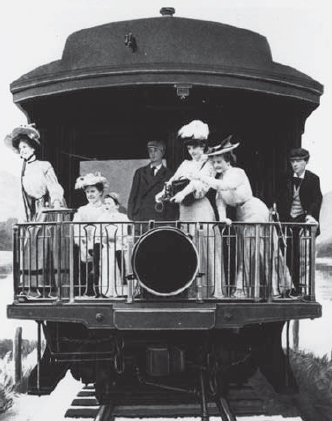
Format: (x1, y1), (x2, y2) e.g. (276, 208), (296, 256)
(14, 326), (22, 386)
(292, 319), (299, 351)
(37, 321), (42, 391)
(198, 368), (209, 421)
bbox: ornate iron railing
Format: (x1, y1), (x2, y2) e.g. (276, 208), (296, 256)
(12, 216), (317, 303)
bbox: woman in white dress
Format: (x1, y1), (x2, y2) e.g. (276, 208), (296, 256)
(73, 173), (108, 297)
(193, 136), (292, 299)
(156, 120), (224, 298)
(4, 124), (66, 297)
(97, 193), (130, 297)
(4, 124), (65, 222)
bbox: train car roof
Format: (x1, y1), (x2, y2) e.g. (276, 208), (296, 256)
(10, 9), (323, 106)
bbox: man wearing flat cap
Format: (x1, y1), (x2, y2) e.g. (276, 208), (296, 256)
(276, 147), (322, 295)
(127, 140), (178, 222)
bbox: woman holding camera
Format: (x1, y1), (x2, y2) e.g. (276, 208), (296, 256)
(156, 120), (223, 298)
(156, 120), (215, 222)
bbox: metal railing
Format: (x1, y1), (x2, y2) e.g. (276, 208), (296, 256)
(12, 218), (317, 303)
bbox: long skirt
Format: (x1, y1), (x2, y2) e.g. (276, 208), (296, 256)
(234, 198), (292, 298)
(20, 210), (70, 298)
(180, 197), (224, 298)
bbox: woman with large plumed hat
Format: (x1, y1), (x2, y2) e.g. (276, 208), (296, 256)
(4, 123), (67, 297)
(191, 134), (292, 299)
(4, 123), (66, 221)
(156, 120), (215, 221)
(156, 120), (224, 298)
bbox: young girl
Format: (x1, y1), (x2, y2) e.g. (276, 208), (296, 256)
(97, 193), (130, 297)
(73, 173), (108, 297)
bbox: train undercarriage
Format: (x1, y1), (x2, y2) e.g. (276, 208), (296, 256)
(27, 320), (297, 419)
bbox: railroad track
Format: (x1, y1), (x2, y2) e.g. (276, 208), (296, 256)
(64, 375), (303, 420)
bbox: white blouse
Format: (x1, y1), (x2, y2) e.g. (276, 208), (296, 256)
(22, 160), (64, 205)
(73, 202), (105, 260)
(73, 202), (105, 223)
(169, 155), (215, 199)
(202, 167), (253, 220)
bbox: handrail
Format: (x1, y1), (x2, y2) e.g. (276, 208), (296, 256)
(12, 220), (317, 303)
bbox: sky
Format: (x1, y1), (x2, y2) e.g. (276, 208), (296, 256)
(0, 0), (331, 192)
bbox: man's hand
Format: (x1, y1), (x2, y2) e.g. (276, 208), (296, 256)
(155, 190), (164, 203)
(305, 215), (318, 225)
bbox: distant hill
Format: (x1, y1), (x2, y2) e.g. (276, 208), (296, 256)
(0, 170), (23, 222)
(316, 191), (332, 257)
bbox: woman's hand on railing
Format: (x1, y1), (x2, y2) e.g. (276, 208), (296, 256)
(52, 199), (62, 209)
(220, 217), (232, 226)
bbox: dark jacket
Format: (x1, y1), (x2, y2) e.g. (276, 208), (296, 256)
(127, 164), (178, 221)
(276, 169), (322, 234)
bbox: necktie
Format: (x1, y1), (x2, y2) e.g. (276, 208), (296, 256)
(293, 177), (302, 188)
(150, 166), (155, 176)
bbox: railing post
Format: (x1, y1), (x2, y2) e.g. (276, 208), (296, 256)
(196, 223), (204, 303)
(309, 224), (317, 301)
(54, 222), (62, 300)
(13, 225), (20, 297)
(69, 223), (75, 303)
(126, 224), (135, 304)
(254, 224), (261, 300)
(266, 223), (273, 303)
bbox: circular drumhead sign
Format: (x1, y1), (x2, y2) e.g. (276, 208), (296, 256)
(132, 226), (199, 296)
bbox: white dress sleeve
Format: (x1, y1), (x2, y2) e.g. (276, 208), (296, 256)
(44, 162), (65, 205)
(191, 159), (215, 199)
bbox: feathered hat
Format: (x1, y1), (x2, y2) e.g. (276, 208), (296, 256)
(75, 172), (109, 190)
(4, 123), (41, 153)
(177, 120), (209, 144)
(207, 135), (240, 156)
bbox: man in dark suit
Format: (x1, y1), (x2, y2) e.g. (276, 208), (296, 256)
(127, 140), (178, 222)
(276, 147), (322, 295)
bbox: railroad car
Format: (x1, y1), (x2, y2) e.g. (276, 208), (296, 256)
(7, 7), (322, 420)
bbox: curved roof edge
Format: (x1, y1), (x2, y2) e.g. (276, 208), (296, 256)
(10, 15), (324, 105)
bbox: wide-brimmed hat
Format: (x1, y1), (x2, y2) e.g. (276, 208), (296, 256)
(178, 120), (209, 144)
(207, 135), (240, 156)
(289, 147), (310, 161)
(75, 172), (109, 190)
(4, 123), (40, 153)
